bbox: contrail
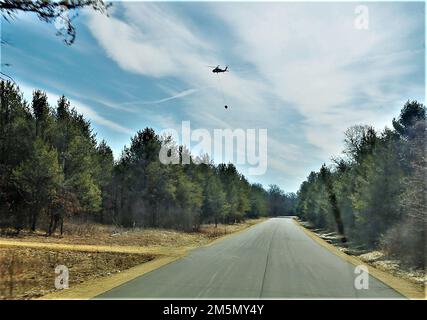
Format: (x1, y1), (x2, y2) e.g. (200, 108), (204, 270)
(119, 88), (202, 106)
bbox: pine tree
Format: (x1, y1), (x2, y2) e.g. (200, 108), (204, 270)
(12, 139), (63, 231)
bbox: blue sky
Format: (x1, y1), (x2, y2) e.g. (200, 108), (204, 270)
(1, 1), (425, 192)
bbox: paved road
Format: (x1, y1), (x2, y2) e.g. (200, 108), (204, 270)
(97, 218), (403, 298)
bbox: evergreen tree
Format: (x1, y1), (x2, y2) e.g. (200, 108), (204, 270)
(12, 139), (63, 231)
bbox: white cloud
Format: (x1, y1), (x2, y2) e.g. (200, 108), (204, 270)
(212, 2), (424, 158)
(86, 3), (211, 78)
(84, 2), (424, 190)
(69, 100), (133, 135)
(86, 2), (271, 111)
(88, 14), (178, 77)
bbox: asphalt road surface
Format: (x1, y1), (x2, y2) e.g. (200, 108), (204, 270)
(97, 218), (403, 299)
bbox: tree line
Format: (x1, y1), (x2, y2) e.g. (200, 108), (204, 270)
(296, 100), (426, 268)
(0, 81), (296, 235)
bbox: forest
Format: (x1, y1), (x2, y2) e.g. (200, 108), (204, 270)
(0, 81), (296, 235)
(296, 100), (426, 268)
(0, 80), (425, 269)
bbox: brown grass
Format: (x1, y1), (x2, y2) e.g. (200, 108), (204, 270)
(0, 218), (265, 299)
(0, 247), (153, 300)
(0, 219), (264, 248)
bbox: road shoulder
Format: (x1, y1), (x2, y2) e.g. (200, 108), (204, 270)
(293, 219), (425, 299)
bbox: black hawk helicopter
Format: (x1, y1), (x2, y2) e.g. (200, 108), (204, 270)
(208, 65), (229, 74)
(208, 65), (229, 108)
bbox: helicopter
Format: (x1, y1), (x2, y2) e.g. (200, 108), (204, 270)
(208, 65), (229, 73)
(207, 65), (229, 109)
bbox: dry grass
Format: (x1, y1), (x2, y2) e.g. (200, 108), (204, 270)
(358, 250), (426, 289)
(199, 220), (263, 238)
(0, 247), (153, 300)
(0, 219), (264, 248)
(0, 218), (265, 299)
